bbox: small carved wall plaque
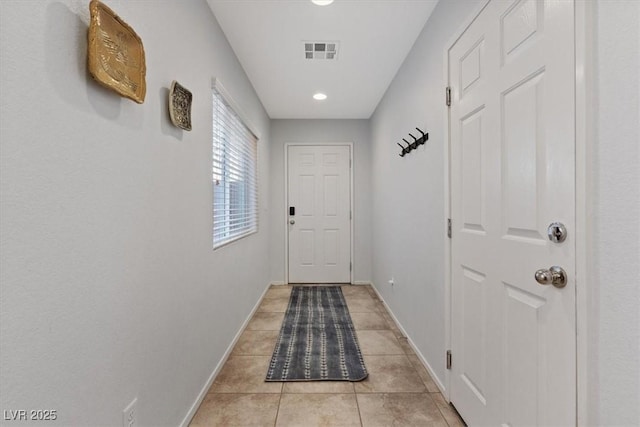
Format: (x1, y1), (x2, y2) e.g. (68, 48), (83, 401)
(169, 81), (193, 131)
(87, 0), (146, 103)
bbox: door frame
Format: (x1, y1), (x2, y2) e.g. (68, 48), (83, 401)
(283, 143), (354, 285)
(442, 1), (592, 424)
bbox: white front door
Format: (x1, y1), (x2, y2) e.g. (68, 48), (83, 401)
(449, 0), (576, 425)
(287, 145), (351, 283)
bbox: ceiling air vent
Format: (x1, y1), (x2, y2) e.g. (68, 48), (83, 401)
(304, 41), (339, 60)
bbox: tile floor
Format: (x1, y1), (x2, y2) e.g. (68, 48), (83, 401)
(190, 284), (466, 427)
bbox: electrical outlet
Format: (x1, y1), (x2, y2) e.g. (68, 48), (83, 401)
(123, 398), (137, 427)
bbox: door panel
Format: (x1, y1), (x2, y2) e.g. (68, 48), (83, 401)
(502, 70), (546, 240)
(288, 145), (351, 283)
(461, 108), (486, 233)
(449, 0), (576, 425)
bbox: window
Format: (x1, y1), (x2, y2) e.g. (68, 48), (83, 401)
(212, 83), (258, 249)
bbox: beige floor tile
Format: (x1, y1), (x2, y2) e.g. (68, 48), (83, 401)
(355, 355), (426, 393)
(356, 330), (404, 355)
(357, 393), (448, 427)
(344, 296), (381, 313)
(258, 297), (290, 312)
(432, 393), (466, 427)
(276, 393), (361, 426)
(232, 330), (279, 356)
(200, 283), (465, 426)
(209, 356), (282, 394)
(381, 317), (404, 338)
(283, 381), (355, 394)
(389, 328), (406, 339)
(190, 393), (280, 427)
(380, 312), (403, 335)
(344, 292), (375, 302)
(264, 287), (292, 299)
(246, 312), (285, 331)
(341, 285), (374, 297)
(397, 337), (415, 355)
(350, 312), (389, 330)
(407, 354), (440, 393)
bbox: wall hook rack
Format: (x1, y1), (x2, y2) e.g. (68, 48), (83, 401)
(397, 142), (409, 157)
(415, 128), (428, 145)
(397, 127), (429, 157)
(408, 133), (419, 149)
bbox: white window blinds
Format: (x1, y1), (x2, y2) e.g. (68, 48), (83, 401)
(212, 86), (258, 249)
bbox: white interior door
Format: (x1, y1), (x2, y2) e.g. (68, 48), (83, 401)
(449, 0), (576, 425)
(287, 145), (351, 283)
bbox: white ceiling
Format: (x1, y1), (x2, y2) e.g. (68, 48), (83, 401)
(207, 0), (438, 119)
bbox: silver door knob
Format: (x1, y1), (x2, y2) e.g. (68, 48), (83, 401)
(289, 219), (295, 225)
(534, 266), (567, 288)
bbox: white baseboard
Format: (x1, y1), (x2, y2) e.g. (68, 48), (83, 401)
(269, 281), (372, 286)
(369, 282), (447, 396)
(179, 282), (272, 427)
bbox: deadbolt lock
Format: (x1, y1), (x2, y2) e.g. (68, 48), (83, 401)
(547, 222), (567, 243)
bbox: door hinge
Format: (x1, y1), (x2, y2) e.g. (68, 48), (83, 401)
(446, 350), (452, 370)
(447, 218), (452, 238)
(446, 86), (452, 107)
(350, 262), (352, 272)
(350, 211), (352, 220)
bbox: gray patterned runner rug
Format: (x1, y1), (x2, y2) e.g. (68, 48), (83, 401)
(265, 286), (368, 382)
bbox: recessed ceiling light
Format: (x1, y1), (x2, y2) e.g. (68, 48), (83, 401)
(311, 0), (334, 5)
(313, 93), (327, 101)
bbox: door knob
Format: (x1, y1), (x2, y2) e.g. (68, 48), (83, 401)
(289, 219), (295, 225)
(534, 266), (567, 288)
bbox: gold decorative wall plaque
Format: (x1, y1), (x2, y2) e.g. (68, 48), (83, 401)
(87, 0), (146, 103)
(169, 81), (193, 131)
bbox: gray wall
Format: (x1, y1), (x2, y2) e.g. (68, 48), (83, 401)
(0, 1), (271, 425)
(589, 1), (640, 425)
(269, 120), (372, 284)
(369, 0), (484, 390)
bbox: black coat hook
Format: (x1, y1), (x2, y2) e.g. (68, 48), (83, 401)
(402, 138), (413, 153)
(397, 143), (408, 157)
(415, 128), (428, 145)
(408, 133), (419, 149)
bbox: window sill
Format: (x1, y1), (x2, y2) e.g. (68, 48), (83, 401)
(213, 229), (258, 251)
